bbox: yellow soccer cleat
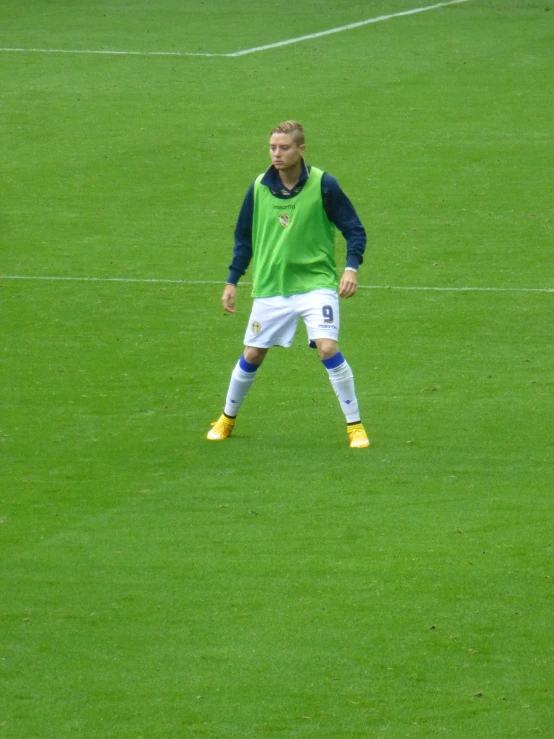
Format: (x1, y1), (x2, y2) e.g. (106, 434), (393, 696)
(207, 414), (236, 441)
(347, 422), (370, 449)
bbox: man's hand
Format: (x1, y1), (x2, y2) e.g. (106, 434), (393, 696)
(222, 283), (237, 313)
(339, 269), (358, 299)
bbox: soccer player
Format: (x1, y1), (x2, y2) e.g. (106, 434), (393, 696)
(207, 120), (370, 448)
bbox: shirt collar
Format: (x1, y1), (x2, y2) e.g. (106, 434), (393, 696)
(260, 158), (311, 196)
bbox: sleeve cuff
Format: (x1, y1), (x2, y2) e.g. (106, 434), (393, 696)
(346, 255), (362, 272)
(226, 270), (241, 285)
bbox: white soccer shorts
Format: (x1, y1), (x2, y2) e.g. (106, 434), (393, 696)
(244, 289), (340, 348)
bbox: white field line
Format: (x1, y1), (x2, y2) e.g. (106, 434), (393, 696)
(228, 0), (475, 57)
(0, 47), (223, 58)
(0, 0), (475, 59)
(0, 275), (551, 294)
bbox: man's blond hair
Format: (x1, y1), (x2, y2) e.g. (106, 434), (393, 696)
(270, 120), (305, 146)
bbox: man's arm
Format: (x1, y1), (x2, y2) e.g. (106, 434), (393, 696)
(322, 173), (367, 299)
(321, 173), (367, 273)
(226, 183), (255, 286)
(221, 183), (255, 312)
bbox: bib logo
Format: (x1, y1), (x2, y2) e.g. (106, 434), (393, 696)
(251, 321), (262, 336)
(279, 214), (290, 228)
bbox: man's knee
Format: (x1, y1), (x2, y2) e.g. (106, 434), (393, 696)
(314, 338), (339, 360)
(243, 345), (268, 365)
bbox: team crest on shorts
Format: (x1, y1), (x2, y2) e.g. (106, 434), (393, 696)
(251, 321), (261, 335)
(279, 214), (290, 228)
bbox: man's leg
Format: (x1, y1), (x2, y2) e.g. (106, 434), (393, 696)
(315, 338), (370, 449)
(207, 347), (267, 440)
(300, 290), (369, 448)
(223, 346), (268, 418)
(208, 295), (298, 441)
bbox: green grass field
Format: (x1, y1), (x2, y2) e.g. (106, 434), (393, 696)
(1, 1), (553, 736)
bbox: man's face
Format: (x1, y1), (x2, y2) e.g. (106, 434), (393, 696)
(269, 133), (305, 172)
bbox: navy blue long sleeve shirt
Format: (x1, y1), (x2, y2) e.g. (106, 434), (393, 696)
(227, 162), (367, 285)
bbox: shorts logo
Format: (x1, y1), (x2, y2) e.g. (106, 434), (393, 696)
(251, 321), (262, 335)
(279, 214), (290, 228)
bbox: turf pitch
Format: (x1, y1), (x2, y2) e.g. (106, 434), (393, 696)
(1, 1), (553, 736)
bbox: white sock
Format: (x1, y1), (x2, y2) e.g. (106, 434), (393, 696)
(322, 353), (361, 424)
(223, 355), (260, 417)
